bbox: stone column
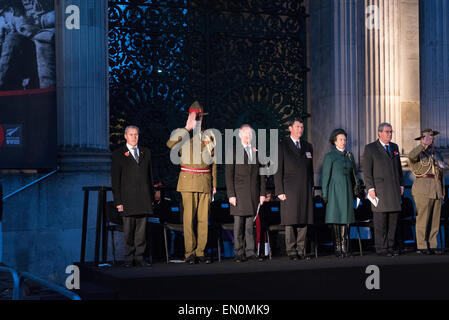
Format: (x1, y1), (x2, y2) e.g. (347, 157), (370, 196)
(308, 0), (365, 181)
(420, 0), (449, 148)
(55, 0), (110, 171)
(399, 0), (420, 154)
(364, 0), (420, 154)
(308, 0), (419, 184)
(364, 0), (401, 148)
(331, 0), (365, 163)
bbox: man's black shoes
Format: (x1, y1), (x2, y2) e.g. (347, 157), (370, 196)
(121, 261), (133, 268)
(388, 249), (400, 256)
(416, 249), (432, 255)
(234, 255), (245, 263)
(246, 255), (263, 262)
(135, 260), (152, 267)
(198, 256), (212, 264)
(377, 251), (393, 257)
(185, 255), (196, 264)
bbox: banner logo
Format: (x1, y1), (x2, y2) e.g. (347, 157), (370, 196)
(2, 124), (22, 147)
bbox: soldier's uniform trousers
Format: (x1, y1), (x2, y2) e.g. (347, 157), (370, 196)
(181, 192), (211, 258)
(414, 194), (442, 250)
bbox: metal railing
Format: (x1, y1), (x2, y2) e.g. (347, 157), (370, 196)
(0, 267), (81, 300)
(0, 266), (20, 300)
(2, 169), (58, 201)
(20, 272), (81, 300)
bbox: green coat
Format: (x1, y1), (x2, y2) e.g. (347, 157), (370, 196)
(321, 147), (356, 224)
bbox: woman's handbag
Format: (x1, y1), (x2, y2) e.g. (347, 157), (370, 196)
(347, 152), (364, 198)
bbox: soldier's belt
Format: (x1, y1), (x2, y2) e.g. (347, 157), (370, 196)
(181, 166), (211, 174)
(417, 174), (435, 179)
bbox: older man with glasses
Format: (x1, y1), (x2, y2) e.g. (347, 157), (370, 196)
(362, 122), (404, 257)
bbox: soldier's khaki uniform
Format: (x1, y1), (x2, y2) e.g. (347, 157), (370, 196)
(167, 128), (217, 259)
(408, 144), (445, 250)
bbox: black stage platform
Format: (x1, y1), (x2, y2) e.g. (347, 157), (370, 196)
(75, 252), (449, 300)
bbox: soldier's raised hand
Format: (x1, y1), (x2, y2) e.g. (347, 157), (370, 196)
(423, 132), (432, 149)
(185, 112), (197, 131)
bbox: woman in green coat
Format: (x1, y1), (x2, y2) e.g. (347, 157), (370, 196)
(322, 129), (360, 258)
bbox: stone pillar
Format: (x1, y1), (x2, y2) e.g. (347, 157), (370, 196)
(364, 0), (420, 154)
(331, 0), (365, 163)
(364, 0), (401, 146)
(420, 0), (449, 148)
(55, 0), (110, 171)
(399, 0), (420, 154)
(308, 0), (419, 184)
(308, 0), (365, 182)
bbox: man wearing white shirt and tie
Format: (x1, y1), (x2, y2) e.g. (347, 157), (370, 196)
(362, 122), (404, 257)
(226, 124), (266, 262)
(274, 119), (314, 260)
(112, 125), (154, 267)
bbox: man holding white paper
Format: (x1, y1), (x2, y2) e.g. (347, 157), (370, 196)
(362, 123), (404, 257)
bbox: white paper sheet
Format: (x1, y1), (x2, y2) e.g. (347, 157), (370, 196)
(367, 193), (379, 207)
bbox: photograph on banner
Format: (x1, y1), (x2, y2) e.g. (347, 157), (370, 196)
(0, 0), (56, 170)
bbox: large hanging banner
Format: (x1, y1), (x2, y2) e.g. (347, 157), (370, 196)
(0, 0), (56, 169)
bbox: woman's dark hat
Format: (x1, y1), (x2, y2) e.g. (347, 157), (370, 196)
(329, 128), (347, 145)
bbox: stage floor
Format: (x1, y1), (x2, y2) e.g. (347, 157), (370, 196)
(76, 252), (449, 300)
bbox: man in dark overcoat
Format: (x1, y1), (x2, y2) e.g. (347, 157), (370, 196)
(362, 122), (404, 257)
(226, 124), (267, 262)
(111, 125), (154, 267)
(274, 118), (314, 260)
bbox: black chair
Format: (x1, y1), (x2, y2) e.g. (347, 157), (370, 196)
(104, 201), (124, 265)
(439, 198), (449, 252)
(396, 196), (416, 252)
(160, 201), (184, 263)
(209, 200), (234, 262)
(258, 201), (282, 260)
(351, 199), (374, 256)
(308, 195), (328, 258)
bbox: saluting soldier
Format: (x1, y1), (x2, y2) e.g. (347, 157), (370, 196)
(408, 129), (446, 255)
(167, 101), (217, 264)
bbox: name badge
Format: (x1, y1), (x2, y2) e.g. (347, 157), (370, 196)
(306, 152), (312, 159)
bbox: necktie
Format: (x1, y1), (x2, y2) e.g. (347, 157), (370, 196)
(245, 146), (252, 162)
(132, 147), (138, 162)
(296, 141), (301, 149)
(385, 144), (390, 155)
